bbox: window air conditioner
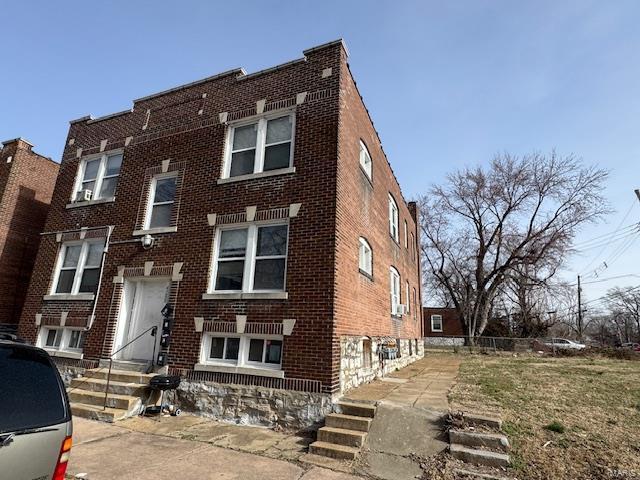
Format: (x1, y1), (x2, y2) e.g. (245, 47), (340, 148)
(393, 304), (408, 316)
(75, 189), (93, 202)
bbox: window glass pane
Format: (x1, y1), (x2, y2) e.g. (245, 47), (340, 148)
(225, 338), (240, 360)
(99, 177), (118, 198)
(215, 261), (245, 290)
(210, 337), (224, 359)
(105, 154), (122, 176)
(69, 330), (84, 349)
(266, 116), (292, 144)
(85, 242), (104, 268)
(248, 339), (264, 362)
(232, 124), (257, 150)
(149, 204), (173, 228)
(154, 177), (177, 203)
(56, 270), (75, 294)
(256, 225), (287, 256)
(230, 150), (256, 177)
(83, 159), (100, 180)
(79, 268), (100, 293)
(45, 329), (59, 347)
(265, 340), (282, 364)
(63, 245), (82, 268)
(253, 259), (285, 290)
(219, 229), (247, 258)
(263, 143), (291, 171)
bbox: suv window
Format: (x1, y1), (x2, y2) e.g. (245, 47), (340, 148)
(0, 345), (69, 433)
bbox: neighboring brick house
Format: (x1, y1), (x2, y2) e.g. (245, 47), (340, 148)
(423, 307), (464, 336)
(0, 139), (59, 327)
(17, 40), (423, 423)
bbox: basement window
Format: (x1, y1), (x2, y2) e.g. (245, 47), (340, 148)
(202, 334), (283, 370)
(222, 113), (294, 179)
(38, 327), (85, 356)
(362, 338), (372, 369)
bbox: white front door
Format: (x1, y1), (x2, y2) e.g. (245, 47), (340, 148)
(119, 279), (169, 361)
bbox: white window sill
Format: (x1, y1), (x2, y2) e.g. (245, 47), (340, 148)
(132, 226), (178, 236)
(194, 363), (284, 378)
(202, 292), (288, 300)
(44, 349), (84, 360)
(431, 330), (443, 333)
(44, 293), (95, 301)
(217, 166), (295, 184)
(65, 197), (115, 209)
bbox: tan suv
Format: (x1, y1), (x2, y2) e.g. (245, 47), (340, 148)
(0, 337), (73, 480)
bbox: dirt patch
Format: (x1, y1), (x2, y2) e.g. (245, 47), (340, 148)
(449, 355), (640, 479)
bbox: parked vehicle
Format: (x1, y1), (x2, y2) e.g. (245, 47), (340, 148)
(543, 338), (587, 350)
(0, 338), (72, 480)
(620, 342), (640, 352)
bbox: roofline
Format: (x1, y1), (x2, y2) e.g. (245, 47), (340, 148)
(303, 38), (349, 57)
(133, 68), (245, 103)
(1, 137), (34, 147)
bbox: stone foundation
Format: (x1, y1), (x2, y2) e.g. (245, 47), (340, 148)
(340, 335), (424, 393)
(176, 380), (333, 431)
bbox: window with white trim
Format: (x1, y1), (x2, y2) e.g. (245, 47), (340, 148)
(404, 220), (408, 248)
(413, 287), (417, 320)
(358, 237), (373, 276)
(431, 314), (443, 332)
(52, 239), (105, 295)
(389, 194), (399, 242)
(210, 223), (288, 293)
(145, 174), (177, 229)
(202, 334), (283, 369)
(390, 266), (401, 315)
(410, 232), (416, 261)
(39, 327), (86, 353)
(223, 114), (294, 178)
(406, 281), (411, 314)
(74, 152), (122, 201)
(359, 140), (372, 180)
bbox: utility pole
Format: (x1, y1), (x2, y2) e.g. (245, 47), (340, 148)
(635, 189), (640, 202)
(577, 275), (583, 341)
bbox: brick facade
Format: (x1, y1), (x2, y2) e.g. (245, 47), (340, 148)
(0, 139), (58, 325)
(17, 40), (422, 394)
(423, 307), (464, 336)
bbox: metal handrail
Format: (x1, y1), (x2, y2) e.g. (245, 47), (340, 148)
(102, 325), (157, 410)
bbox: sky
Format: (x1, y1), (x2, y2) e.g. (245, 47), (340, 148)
(1, 0), (639, 308)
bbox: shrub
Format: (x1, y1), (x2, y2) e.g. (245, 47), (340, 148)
(545, 421), (566, 434)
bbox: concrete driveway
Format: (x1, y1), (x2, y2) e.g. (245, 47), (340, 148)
(67, 417), (362, 480)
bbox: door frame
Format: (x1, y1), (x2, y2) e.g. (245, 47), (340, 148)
(113, 277), (170, 361)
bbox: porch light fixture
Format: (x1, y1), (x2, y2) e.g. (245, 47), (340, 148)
(141, 234), (155, 250)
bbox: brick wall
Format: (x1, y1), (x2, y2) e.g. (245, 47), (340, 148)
(18, 40), (423, 394)
(423, 307), (464, 336)
(0, 139), (58, 324)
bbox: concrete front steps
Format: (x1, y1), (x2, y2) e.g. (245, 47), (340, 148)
(309, 401), (376, 460)
(448, 413), (511, 477)
(68, 365), (155, 423)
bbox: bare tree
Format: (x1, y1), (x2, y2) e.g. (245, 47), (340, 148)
(604, 286), (640, 343)
(418, 152), (608, 340)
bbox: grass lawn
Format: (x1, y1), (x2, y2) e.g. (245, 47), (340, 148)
(449, 354), (640, 480)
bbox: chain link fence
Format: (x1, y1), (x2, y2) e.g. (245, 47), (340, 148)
(423, 335), (549, 354)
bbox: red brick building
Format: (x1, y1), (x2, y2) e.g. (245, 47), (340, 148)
(0, 139), (58, 327)
(423, 307), (464, 336)
(17, 40), (423, 416)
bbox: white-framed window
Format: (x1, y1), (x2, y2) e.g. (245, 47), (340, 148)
(51, 239), (105, 295)
(74, 152), (123, 201)
(39, 327), (86, 353)
(201, 333), (283, 370)
(210, 223), (288, 293)
(404, 220), (408, 248)
(431, 314), (443, 332)
(410, 232), (416, 261)
(223, 113), (294, 178)
(358, 237), (373, 276)
(406, 281), (410, 314)
(390, 266), (401, 315)
(144, 174), (178, 230)
(389, 194), (399, 242)
(359, 140), (372, 180)
(413, 287), (417, 319)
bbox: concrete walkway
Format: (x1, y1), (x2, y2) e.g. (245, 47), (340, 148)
(346, 354), (462, 480)
(68, 417), (362, 480)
